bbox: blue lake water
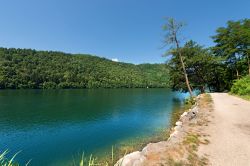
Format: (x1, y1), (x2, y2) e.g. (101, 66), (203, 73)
(0, 89), (186, 165)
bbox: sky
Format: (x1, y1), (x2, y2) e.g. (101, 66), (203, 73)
(0, 0), (249, 64)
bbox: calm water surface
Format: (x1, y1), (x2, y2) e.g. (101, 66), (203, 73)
(0, 89), (186, 165)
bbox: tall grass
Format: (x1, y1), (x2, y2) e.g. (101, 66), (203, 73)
(0, 150), (32, 166)
(73, 146), (126, 166)
(0, 150), (26, 166)
(78, 153), (101, 166)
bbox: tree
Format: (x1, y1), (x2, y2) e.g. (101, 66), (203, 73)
(168, 41), (224, 93)
(163, 18), (193, 96)
(241, 19), (250, 75)
(0, 47), (170, 89)
(212, 19), (250, 78)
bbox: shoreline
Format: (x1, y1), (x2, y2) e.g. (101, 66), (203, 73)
(115, 94), (210, 166)
(97, 99), (189, 165)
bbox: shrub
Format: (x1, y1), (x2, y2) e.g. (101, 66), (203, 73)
(231, 76), (250, 96)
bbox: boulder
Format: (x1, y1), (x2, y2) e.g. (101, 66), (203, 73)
(175, 121), (182, 126)
(187, 110), (197, 120)
(180, 112), (188, 118)
(115, 151), (146, 166)
(142, 141), (167, 155)
(174, 125), (182, 131)
(169, 130), (179, 138)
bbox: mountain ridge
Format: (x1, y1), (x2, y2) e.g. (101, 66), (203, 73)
(0, 47), (169, 89)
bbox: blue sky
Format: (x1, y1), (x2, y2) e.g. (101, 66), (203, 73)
(0, 0), (249, 64)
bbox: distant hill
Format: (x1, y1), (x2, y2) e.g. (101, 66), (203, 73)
(0, 47), (169, 89)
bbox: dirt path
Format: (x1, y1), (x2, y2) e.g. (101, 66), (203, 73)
(199, 93), (250, 166)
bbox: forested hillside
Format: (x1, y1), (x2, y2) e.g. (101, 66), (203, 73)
(0, 47), (169, 89)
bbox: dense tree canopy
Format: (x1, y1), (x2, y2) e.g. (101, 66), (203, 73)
(166, 18), (250, 94)
(212, 19), (250, 78)
(167, 41), (226, 93)
(0, 47), (169, 89)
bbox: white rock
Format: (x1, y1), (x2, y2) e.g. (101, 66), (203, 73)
(174, 125), (182, 131)
(181, 112), (188, 117)
(175, 121), (182, 126)
(169, 130), (179, 138)
(142, 141), (167, 155)
(115, 151), (146, 166)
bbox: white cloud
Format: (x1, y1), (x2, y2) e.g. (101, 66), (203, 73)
(111, 58), (119, 62)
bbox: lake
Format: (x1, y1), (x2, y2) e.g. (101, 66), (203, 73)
(0, 89), (186, 165)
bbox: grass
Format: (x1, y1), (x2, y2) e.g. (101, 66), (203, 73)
(71, 145), (129, 166)
(0, 150), (27, 166)
(77, 153), (100, 166)
(230, 93), (250, 101)
(184, 94), (211, 166)
(182, 132), (208, 166)
(164, 94), (212, 166)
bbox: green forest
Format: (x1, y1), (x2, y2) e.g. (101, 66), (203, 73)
(0, 48), (169, 89)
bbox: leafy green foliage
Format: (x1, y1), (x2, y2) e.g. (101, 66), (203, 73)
(0, 47), (169, 89)
(231, 76), (250, 96)
(167, 41), (225, 93)
(212, 19), (250, 79)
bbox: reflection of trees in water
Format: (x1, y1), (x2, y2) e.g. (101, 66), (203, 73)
(0, 89), (183, 128)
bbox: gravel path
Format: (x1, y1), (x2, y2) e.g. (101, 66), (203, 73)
(199, 93), (250, 166)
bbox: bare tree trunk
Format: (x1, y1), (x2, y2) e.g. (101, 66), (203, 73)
(247, 54), (250, 75)
(236, 68), (239, 79)
(174, 36), (193, 97)
(179, 53), (193, 96)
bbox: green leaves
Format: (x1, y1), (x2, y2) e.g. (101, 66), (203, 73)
(167, 40), (226, 92)
(212, 19), (250, 79)
(231, 76), (250, 96)
(0, 47), (169, 89)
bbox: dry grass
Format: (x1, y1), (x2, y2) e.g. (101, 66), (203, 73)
(157, 93), (213, 166)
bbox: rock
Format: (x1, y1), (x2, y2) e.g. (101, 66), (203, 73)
(175, 121), (182, 126)
(192, 106), (198, 113)
(115, 151), (146, 166)
(115, 94), (201, 166)
(187, 110), (197, 120)
(142, 141), (167, 155)
(174, 125), (182, 131)
(169, 130), (179, 138)
(181, 112), (188, 118)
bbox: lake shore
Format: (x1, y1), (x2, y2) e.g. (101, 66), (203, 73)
(115, 93), (212, 166)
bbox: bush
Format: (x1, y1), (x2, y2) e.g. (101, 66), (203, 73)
(184, 96), (196, 105)
(231, 76), (250, 96)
